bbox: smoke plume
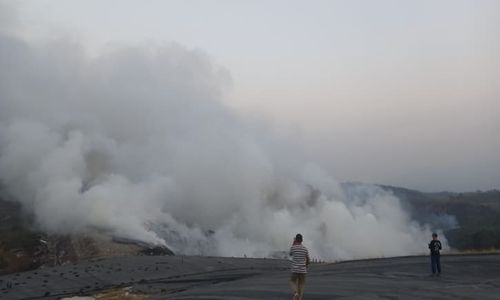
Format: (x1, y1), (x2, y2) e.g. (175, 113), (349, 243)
(0, 29), (446, 260)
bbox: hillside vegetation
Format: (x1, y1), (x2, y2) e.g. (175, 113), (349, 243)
(0, 198), (40, 274)
(381, 186), (500, 251)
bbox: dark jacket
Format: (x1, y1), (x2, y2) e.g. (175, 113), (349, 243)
(429, 240), (442, 256)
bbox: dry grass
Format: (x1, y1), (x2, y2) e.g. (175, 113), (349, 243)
(96, 288), (148, 300)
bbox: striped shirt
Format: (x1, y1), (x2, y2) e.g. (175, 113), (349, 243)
(290, 244), (309, 273)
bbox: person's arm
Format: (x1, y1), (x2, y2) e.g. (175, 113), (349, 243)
(290, 238), (296, 256)
(439, 241), (442, 250)
(428, 241), (432, 249)
(306, 249), (310, 266)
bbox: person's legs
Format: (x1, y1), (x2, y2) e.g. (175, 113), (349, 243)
(431, 255), (437, 274)
(289, 273), (298, 299)
(297, 274), (306, 300)
(436, 255), (441, 274)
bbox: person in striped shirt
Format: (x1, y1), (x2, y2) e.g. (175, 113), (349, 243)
(289, 233), (310, 300)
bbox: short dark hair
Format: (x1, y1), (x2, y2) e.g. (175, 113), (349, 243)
(432, 233), (438, 237)
(295, 233), (303, 242)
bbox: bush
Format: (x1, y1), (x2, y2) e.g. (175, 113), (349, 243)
(0, 226), (39, 249)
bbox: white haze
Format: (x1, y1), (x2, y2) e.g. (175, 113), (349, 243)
(0, 30), (447, 260)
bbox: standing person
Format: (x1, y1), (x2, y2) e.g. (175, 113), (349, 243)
(428, 233), (442, 276)
(289, 233), (310, 300)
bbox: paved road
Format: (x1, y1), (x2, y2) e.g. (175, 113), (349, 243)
(1, 254), (499, 299)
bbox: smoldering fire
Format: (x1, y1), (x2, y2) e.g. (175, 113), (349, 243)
(0, 31), (446, 260)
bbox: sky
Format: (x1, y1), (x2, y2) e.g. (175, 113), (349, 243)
(3, 0), (500, 192)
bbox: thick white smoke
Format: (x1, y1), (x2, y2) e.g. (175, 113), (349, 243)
(0, 31), (446, 260)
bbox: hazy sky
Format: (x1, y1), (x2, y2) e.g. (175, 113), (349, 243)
(4, 0), (500, 192)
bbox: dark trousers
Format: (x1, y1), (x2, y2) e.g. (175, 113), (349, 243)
(431, 255), (441, 274)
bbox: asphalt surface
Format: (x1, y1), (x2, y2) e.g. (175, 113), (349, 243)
(1, 254), (499, 299)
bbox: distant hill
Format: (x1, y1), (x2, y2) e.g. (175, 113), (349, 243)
(379, 185), (500, 250)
